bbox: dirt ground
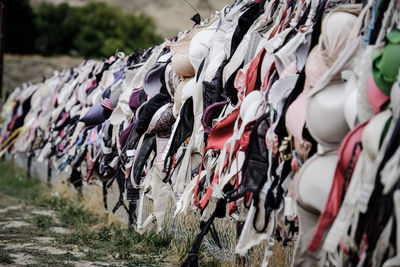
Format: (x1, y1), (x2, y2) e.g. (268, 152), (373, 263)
(0, 161), (171, 266)
(0, 194), (114, 266)
(0, 193), (170, 266)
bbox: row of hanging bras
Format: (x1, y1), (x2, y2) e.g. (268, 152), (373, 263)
(1, 0), (400, 266)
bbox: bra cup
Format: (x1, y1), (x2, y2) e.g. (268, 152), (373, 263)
(39, 112), (52, 132)
(171, 46), (195, 78)
(201, 28), (227, 84)
(222, 31), (250, 87)
(204, 48), (225, 82)
(57, 83), (74, 107)
(130, 45), (165, 90)
(31, 87), (44, 111)
(275, 30), (307, 75)
(70, 104), (81, 119)
(296, 151), (338, 213)
(344, 89), (358, 129)
(361, 110), (392, 161)
(51, 105), (64, 124)
(98, 70), (114, 92)
(234, 67), (247, 97)
(144, 62), (166, 99)
(164, 63), (175, 99)
(307, 81), (351, 147)
(189, 20), (219, 73)
(181, 78), (196, 104)
(147, 105), (166, 134)
(244, 32), (264, 66)
(87, 87), (102, 107)
(223, 14), (266, 87)
(171, 28), (206, 78)
(124, 68), (137, 88)
(173, 79), (189, 118)
(65, 96), (77, 113)
(79, 107), (89, 120)
(260, 52), (275, 85)
(223, 8), (245, 58)
(269, 74), (299, 116)
(240, 90), (262, 119)
(146, 103), (175, 136)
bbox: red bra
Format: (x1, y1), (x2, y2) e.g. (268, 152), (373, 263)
(308, 121), (368, 252)
(194, 48), (269, 210)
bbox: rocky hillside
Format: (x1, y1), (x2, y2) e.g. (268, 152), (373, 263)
(29, 0), (233, 37)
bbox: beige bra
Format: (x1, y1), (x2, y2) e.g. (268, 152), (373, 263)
(307, 80), (351, 151)
(307, 37), (363, 152)
(170, 19), (217, 78)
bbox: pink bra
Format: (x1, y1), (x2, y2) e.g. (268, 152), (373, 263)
(285, 46), (329, 154)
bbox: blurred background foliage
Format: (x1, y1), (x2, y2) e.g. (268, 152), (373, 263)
(3, 0), (163, 58)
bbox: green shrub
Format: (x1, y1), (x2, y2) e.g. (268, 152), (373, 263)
(3, 0), (36, 54)
(71, 2), (162, 57)
(34, 3), (79, 56)
(4, 1), (163, 57)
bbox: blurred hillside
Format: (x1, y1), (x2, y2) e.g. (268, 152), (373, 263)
(4, 1), (163, 57)
(3, 55), (83, 99)
(29, 0), (233, 37)
(2, 0), (233, 99)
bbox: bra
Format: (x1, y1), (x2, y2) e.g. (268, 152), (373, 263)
(202, 101), (227, 134)
(188, 17), (220, 73)
(306, 37), (363, 152)
(201, 1), (247, 82)
(80, 102), (110, 126)
(164, 63), (176, 99)
(171, 27), (203, 78)
(285, 45), (329, 146)
(323, 110), (392, 253)
(146, 103), (175, 138)
(308, 120), (368, 252)
(144, 59), (169, 99)
(172, 78), (189, 118)
(306, 80), (351, 151)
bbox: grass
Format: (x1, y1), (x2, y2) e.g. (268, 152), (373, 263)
(0, 225), (45, 239)
(58, 203), (99, 228)
(33, 215), (53, 229)
(0, 246), (14, 264)
(0, 158), (291, 266)
(59, 226), (171, 263)
(0, 159), (172, 265)
(0, 160), (48, 203)
(0, 159), (198, 265)
(15, 248), (78, 267)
